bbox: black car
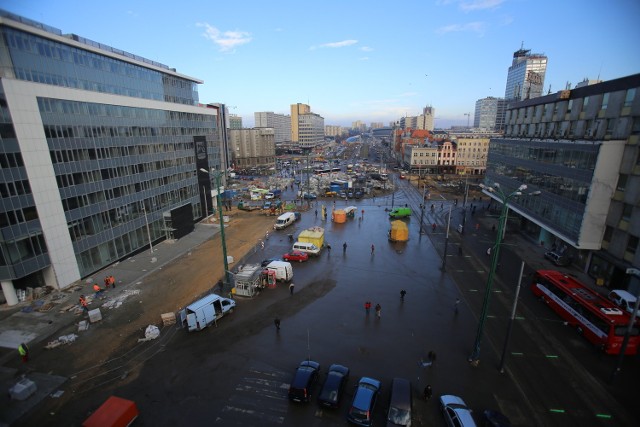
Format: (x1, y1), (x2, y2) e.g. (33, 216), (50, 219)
(318, 364), (350, 408)
(261, 258), (282, 267)
(288, 360), (320, 403)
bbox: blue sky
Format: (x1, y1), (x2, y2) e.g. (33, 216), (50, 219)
(2, 0), (639, 128)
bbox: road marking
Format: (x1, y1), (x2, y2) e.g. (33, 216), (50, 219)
(515, 316), (525, 320)
(493, 290), (502, 293)
(549, 409), (565, 413)
(511, 352), (524, 356)
(545, 355), (559, 359)
(595, 414), (612, 419)
(469, 289), (479, 292)
(487, 315), (496, 318)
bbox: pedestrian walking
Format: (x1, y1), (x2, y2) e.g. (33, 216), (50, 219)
(18, 342), (29, 363)
(400, 290), (406, 299)
(327, 244), (331, 255)
(428, 350), (437, 364)
(423, 385), (432, 401)
(371, 244), (375, 255)
(104, 276), (110, 289)
(315, 209), (318, 218)
(79, 295), (89, 314)
(486, 247), (492, 256)
(261, 241), (265, 250)
(492, 224), (496, 233)
(274, 317), (281, 330)
(217, 279), (224, 293)
(432, 223), (436, 232)
(454, 298), (460, 314)
(375, 303), (381, 318)
(343, 242), (347, 254)
(289, 282), (295, 295)
(365, 301), (371, 314)
(109, 275), (115, 289)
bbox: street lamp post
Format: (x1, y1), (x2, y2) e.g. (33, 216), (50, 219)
(469, 183), (535, 365)
(200, 168), (231, 288)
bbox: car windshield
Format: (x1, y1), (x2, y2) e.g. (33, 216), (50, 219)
(388, 407), (410, 424)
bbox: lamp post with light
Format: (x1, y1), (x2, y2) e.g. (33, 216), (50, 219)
(200, 168), (231, 288)
(469, 183), (540, 365)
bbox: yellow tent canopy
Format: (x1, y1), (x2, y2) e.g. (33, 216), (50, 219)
(389, 220), (409, 242)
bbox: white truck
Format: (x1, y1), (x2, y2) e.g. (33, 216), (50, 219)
(179, 294), (236, 332)
(264, 260), (293, 282)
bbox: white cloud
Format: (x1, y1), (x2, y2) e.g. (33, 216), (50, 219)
(435, 21), (486, 36)
(197, 23), (252, 52)
(360, 46), (373, 52)
(310, 39), (358, 50)
(459, 0), (505, 12)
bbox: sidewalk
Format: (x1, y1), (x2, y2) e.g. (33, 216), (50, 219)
(0, 221), (223, 426)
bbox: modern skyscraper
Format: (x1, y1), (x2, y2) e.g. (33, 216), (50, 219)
(474, 97), (507, 131)
(417, 106), (435, 131)
(504, 47), (548, 101)
(0, 11), (225, 301)
(255, 111), (291, 143)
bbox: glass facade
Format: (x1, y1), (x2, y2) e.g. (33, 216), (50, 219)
(1, 26), (199, 105)
(0, 12), (221, 285)
(486, 139), (599, 241)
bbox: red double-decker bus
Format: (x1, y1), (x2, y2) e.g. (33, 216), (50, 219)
(531, 270), (639, 355)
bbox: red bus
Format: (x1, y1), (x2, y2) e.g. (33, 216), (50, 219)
(531, 270), (639, 355)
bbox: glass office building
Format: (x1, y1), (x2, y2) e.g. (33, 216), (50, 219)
(0, 11), (224, 301)
(485, 73), (640, 287)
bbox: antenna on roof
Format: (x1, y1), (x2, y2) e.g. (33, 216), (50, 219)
(520, 41), (524, 49)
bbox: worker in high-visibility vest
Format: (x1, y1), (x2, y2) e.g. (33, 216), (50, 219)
(18, 342), (29, 363)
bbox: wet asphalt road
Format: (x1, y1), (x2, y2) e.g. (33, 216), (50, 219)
(31, 179), (638, 427)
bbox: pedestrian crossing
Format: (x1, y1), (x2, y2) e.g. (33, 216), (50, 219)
(216, 367), (290, 426)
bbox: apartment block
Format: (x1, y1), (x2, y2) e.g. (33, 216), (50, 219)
(255, 111), (291, 144)
(228, 128), (275, 171)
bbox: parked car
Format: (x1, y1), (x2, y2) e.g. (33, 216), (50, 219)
(387, 377), (412, 426)
(544, 251), (571, 266)
(318, 364), (350, 408)
(288, 360), (320, 403)
(283, 250), (309, 263)
(261, 258), (282, 267)
(608, 289), (640, 316)
(347, 377), (381, 426)
(440, 395), (477, 427)
(302, 192), (317, 200)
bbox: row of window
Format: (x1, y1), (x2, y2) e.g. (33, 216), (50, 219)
(0, 152), (25, 169)
(38, 99), (213, 124)
(0, 180), (31, 198)
(61, 171), (194, 211)
(49, 140), (196, 164)
(490, 141), (598, 171)
(67, 188), (194, 243)
(0, 206), (39, 228)
(0, 234), (47, 266)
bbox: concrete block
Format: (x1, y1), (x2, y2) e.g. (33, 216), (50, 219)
(88, 308), (102, 323)
(9, 378), (37, 401)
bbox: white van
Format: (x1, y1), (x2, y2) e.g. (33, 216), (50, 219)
(274, 212), (296, 230)
(608, 289), (640, 316)
(292, 241), (321, 256)
(265, 261), (293, 282)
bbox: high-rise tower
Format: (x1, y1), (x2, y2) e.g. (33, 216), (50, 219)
(504, 47), (548, 101)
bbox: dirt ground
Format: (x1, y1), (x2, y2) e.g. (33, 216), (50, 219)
(15, 207), (280, 421)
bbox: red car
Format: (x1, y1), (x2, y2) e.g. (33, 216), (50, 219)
(283, 250), (309, 262)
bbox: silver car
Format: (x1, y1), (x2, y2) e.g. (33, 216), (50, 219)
(440, 395), (477, 427)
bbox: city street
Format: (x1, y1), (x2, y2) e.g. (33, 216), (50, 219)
(14, 176), (638, 427)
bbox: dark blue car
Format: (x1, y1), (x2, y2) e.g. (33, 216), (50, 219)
(318, 364), (350, 408)
(288, 360), (320, 403)
(347, 377), (381, 426)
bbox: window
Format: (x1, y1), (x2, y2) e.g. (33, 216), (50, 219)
(624, 88), (636, 108)
(583, 96), (590, 109)
(603, 226), (613, 242)
(617, 174), (627, 192)
(622, 204), (633, 221)
(602, 93), (609, 110)
(627, 235), (638, 255)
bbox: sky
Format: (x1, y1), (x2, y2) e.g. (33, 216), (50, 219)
(2, 0), (640, 128)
